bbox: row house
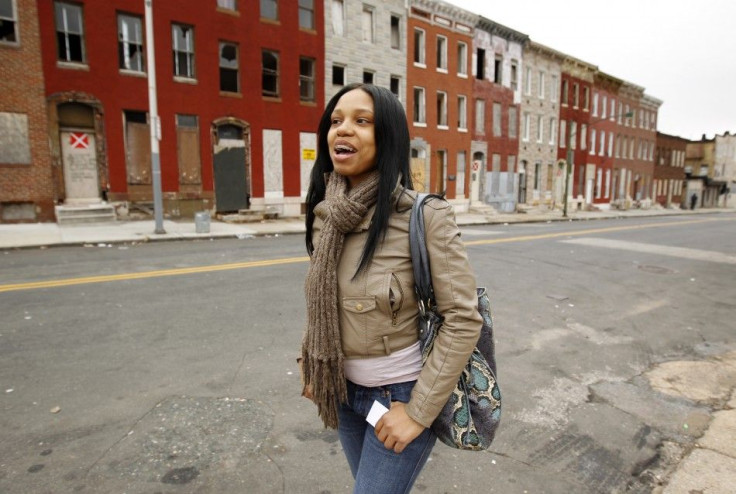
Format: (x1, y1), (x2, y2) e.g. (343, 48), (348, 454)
(654, 132), (687, 208)
(0, 0), (56, 222)
(15, 0), (324, 222)
(472, 16), (527, 212)
(587, 71), (623, 207)
(685, 135), (725, 208)
(518, 40), (563, 208)
(557, 56), (596, 211)
(714, 131), (736, 205)
(324, 0), (407, 105)
(407, 0), (476, 209)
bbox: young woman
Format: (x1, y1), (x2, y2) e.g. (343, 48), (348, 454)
(301, 83), (482, 493)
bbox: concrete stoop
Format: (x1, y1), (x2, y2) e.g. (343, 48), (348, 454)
(55, 204), (116, 224)
(218, 207), (279, 224)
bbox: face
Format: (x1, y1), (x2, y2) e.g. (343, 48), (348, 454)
(327, 89), (377, 188)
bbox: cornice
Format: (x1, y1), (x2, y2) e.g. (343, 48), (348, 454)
(526, 40), (566, 62)
(411, 0), (478, 28)
(476, 15), (529, 45)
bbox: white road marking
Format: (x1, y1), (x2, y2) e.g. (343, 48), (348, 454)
(459, 228), (504, 236)
(562, 238), (736, 265)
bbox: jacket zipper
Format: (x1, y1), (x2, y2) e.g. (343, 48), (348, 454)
(390, 273), (404, 326)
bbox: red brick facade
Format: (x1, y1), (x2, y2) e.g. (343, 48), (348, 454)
(0, 0), (56, 222)
(654, 132), (687, 207)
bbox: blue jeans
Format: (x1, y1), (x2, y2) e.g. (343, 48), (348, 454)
(338, 380), (437, 494)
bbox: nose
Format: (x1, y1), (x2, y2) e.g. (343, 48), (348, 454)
(335, 119), (354, 136)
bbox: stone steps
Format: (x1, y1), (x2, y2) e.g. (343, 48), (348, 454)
(55, 204), (117, 224)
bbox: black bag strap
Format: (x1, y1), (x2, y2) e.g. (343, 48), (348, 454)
(409, 193), (445, 315)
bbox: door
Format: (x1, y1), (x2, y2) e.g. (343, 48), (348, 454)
(470, 152), (483, 204)
(61, 130), (99, 202)
(213, 124), (249, 212)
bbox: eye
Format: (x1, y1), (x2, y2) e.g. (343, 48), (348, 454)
(330, 118), (342, 125)
(357, 118), (372, 124)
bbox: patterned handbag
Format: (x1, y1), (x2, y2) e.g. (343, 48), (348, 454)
(409, 193), (501, 451)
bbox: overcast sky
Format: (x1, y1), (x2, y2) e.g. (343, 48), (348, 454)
(445, 0), (736, 140)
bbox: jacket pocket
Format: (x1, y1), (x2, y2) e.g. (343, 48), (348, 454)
(388, 273), (405, 326)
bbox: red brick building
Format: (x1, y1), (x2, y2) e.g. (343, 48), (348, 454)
(472, 17), (527, 211)
(0, 0), (56, 222)
(653, 132), (687, 207)
(407, 0), (475, 209)
(34, 0), (323, 219)
(558, 57), (596, 208)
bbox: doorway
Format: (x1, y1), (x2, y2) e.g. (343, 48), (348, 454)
(213, 123), (250, 212)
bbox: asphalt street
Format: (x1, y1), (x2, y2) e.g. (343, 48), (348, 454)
(1, 212), (735, 493)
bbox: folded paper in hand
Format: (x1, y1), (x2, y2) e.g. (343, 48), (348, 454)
(366, 400), (389, 427)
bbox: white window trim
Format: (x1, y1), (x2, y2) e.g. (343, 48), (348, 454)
(457, 41), (467, 77)
(437, 90), (448, 128)
(413, 27), (426, 67)
(457, 95), (467, 131)
(413, 86), (426, 125)
(436, 35), (448, 73)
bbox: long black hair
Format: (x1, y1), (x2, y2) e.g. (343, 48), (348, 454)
(305, 83), (413, 276)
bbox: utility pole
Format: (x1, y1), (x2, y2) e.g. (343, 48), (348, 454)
(145, 0), (165, 234)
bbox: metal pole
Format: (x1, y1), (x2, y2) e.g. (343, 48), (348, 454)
(145, 0), (165, 234)
(563, 123), (573, 218)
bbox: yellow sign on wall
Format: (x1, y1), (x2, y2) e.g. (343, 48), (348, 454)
(302, 149), (316, 160)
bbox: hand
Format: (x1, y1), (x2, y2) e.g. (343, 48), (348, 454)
(374, 402), (426, 453)
(302, 383), (314, 402)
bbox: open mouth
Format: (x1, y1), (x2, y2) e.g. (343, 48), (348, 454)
(334, 144), (357, 155)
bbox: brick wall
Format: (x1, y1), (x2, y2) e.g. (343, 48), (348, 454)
(0, 0), (56, 222)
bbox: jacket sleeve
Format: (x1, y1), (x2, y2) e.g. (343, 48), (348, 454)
(404, 199), (482, 427)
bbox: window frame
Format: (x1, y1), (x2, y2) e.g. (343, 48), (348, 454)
(260, 0), (278, 21)
(218, 41), (239, 94)
(436, 90), (448, 128)
(456, 41), (467, 77)
(413, 28), (425, 66)
(0, 0), (19, 45)
(457, 95), (467, 131)
(436, 35), (447, 72)
(299, 56), (315, 102)
(298, 0), (314, 30)
(413, 86), (426, 125)
(172, 23), (195, 80)
(54, 1), (86, 65)
(361, 5), (374, 43)
(390, 14), (400, 50)
(117, 13), (145, 73)
(217, 0), (237, 11)
(261, 49), (280, 98)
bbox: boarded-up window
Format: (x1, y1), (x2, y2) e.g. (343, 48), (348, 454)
(124, 110), (151, 184)
(0, 112), (31, 164)
(176, 115), (201, 184)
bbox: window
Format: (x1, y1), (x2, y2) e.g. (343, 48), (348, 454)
(522, 112), (530, 141)
(262, 49), (279, 97)
(538, 71), (545, 99)
(299, 0), (314, 29)
(583, 87), (590, 111)
(570, 121), (577, 149)
(610, 99), (616, 121)
(362, 70), (373, 84)
(390, 15), (400, 50)
(55, 2), (85, 63)
(457, 95), (467, 130)
(118, 14), (144, 72)
(0, 0), (18, 44)
(536, 115), (543, 143)
(559, 120), (566, 147)
(508, 106), (517, 139)
(572, 83), (579, 108)
(590, 128), (596, 155)
(219, 41), (239, 93)
(299, 56), (315, 102)
(510, 61), (518, 90)
(592, 92), (598, 116)
(172, 24), (195, 79)
(551, 75), (558, 103)
(601, 96), (607, 119)
(580, 124), (587, 150)
(534, 162), (541, 190)
(413, 28), (425, 65)
(524, 67), (531, 95)
(599, 130), (605, 156)
(457, 42), (467, 76)
(260, 0), (278, 21)
(413, 87), (425, 124)
(436, 35), (447, 71)
(476, 48), (485, 79)
(390, 76), (400, 98)
(549, 118), (557, 145)
(608, 132), (614, 157)
(437, 91), (447, 127)
(217, 0), (237, 10)
(618, 102), (623, 123)
(561, 80), (568, 105)
(475, 99), (485, 134)
(493, 102), (502, 137)
(176, 115), (201, 185)
(361, 6), (374, 43)
(331, 0), (344, 36)
(493, 55), (502, 84)
(332, 64), (345, 86)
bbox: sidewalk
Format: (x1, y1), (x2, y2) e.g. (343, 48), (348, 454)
(1, 205), (732, 250)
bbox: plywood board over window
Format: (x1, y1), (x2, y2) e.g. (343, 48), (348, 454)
(176, 115), (201, 185)
(124, 110), (151, 185)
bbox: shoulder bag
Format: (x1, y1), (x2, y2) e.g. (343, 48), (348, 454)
(409, 193), (501, 451)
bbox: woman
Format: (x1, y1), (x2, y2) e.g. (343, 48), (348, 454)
(301, 83), (481, 493)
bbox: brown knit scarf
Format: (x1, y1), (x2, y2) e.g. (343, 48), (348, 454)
(302, 170), (381, 428)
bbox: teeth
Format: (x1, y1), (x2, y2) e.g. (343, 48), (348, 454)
(335, 144), (356, 154)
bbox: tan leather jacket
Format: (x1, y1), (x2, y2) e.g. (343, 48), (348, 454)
(311, 186), (482, 427)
